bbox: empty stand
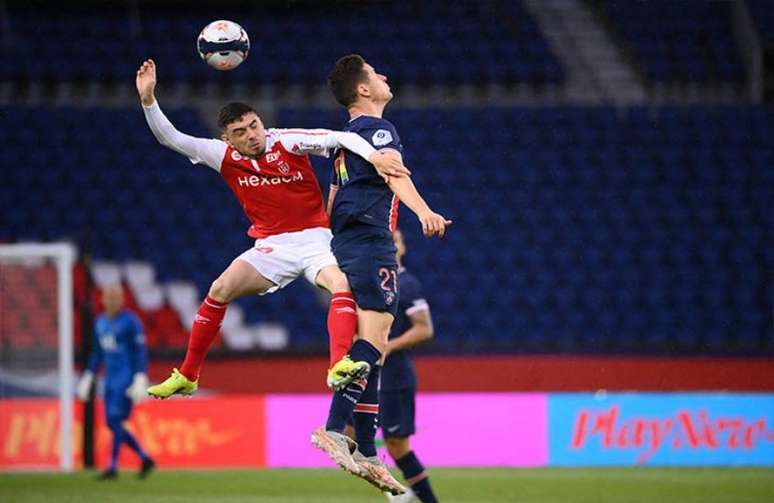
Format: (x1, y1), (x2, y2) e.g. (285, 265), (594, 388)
(2, 2), (563, 86)
(601, 0), (745, 83)
(2, 104), (771, 354)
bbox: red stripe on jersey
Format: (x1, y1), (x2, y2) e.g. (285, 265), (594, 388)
(281, 130), (330, 136)
(353, 403), (379, 414)
(389, 194), (399, 233)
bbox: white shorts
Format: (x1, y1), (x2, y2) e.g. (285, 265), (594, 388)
(235, 227), (338, 294)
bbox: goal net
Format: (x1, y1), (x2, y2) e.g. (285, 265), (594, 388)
(0, 243), (76, 472)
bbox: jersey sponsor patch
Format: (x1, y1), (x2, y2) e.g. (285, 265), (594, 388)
(372, 129), (393, 147)
(297, 141), (324, 152)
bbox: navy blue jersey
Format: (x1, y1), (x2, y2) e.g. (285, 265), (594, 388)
(330, 115), (403, 236)
(381, 268), (429, 390)
(86, 310), (147, 389)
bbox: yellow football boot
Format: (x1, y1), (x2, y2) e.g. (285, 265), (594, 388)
(147, 368), (198, 399)
(326, 356), (371, 391)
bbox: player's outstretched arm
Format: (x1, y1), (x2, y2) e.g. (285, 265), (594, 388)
(137, 59), (226, 170)
(378, 150), (451, 237)
(389, 175), (451, 237)
(280, 129), (410, 179)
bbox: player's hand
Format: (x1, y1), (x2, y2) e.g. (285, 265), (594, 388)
(126, 373), (149, 405)
(369, 150), (411, 182)
(418, 210), (452, 238)
(136, 59), (157, 107)
(76, 371), (94, 401)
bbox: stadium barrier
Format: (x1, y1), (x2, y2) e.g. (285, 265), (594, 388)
(2, 393), (772, 469)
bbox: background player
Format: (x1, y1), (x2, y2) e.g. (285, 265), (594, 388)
(381, 229), (439, 503)
(76, 285), (154, 480)
(133, 59), (408, 398)
(312, 54), (451, 495)
(344, 229), (439, 502)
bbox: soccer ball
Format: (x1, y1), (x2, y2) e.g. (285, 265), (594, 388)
(197, 20), (250, 71)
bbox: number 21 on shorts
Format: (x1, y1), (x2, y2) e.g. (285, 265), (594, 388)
(379, 267), (397, 306)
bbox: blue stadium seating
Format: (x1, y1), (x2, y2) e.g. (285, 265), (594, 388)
(602, 0), (745, 83)
(748, 0), (774, 46)
(2, 104), (771, 354)
(2, 1), (562, 85)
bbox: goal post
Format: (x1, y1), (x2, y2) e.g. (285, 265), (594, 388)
(0, 242), (77, 472)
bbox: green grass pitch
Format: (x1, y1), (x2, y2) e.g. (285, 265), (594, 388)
(1, 468), (772, 503)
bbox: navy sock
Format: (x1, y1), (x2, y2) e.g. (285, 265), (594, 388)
(353, 365), (380, 457)
(325, 340), (381, 432)
(107, 425), (122, 472)
(396, 450), (438, 503)
(120, 425), (150, 462)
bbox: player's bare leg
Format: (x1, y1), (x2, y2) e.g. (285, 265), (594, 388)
(148, 260), (275, 399)
(355, 309), (390, 354)
(314, 308), (406, 494)
(208, 258), (277, 303)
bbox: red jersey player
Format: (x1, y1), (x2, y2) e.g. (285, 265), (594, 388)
(134, 59), (408, 398)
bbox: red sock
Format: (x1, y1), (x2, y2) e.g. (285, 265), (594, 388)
(328, 292), (357, 367)
(179, 295), (228, 381)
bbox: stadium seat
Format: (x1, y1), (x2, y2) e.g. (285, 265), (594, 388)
(2, 104), (771, 354)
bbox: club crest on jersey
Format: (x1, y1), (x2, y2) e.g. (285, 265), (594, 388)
(372, 129), (393, 147)
(231, 150), (243, 161)
(278, 160), (291, 175)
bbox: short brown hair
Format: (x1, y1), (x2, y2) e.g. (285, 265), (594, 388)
(328, 54), (368, 107)
(217, 102), (256, 130)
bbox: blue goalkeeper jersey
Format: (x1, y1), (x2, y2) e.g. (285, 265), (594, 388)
(330, 115), (403, 236)
(86, 310), (147, 389)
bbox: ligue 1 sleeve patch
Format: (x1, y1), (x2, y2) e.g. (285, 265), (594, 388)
(372, 129), (394, 147)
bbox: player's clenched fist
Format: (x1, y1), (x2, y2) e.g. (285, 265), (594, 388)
(136, 59), (157, 107)
(418, 210), (452, 238)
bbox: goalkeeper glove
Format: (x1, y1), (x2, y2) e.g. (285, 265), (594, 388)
(126, 373), (149, 404)
(76, 370), (94, 401)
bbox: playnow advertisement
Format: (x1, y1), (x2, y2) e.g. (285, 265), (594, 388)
(1, 393), (771, 469)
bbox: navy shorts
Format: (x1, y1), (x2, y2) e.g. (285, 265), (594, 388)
(332, 227), (399, 317)
(104, 386), (132, 422)
(379, 388), (416, 438)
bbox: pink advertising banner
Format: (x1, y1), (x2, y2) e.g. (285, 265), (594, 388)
(266, 393), (548, 467)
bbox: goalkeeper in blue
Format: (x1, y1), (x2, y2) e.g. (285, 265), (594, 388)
(77, 285), (155, 480)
